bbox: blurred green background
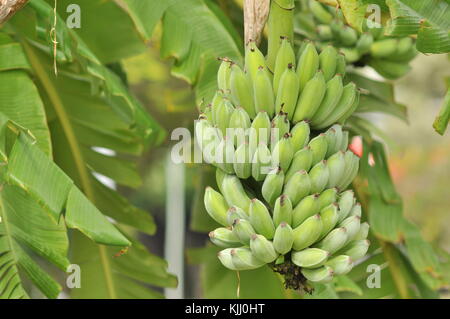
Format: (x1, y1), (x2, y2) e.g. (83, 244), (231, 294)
(120, 33), (450, 297)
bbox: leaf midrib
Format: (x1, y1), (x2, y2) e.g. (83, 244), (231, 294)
(21, 41), (118, 299)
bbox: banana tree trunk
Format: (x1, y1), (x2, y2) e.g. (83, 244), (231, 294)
(0, 0), (29, 24)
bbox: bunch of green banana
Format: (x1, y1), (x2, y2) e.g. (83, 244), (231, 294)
(295, 0), (417, 79)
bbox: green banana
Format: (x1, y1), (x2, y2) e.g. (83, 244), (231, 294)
(370, 39), (398, 58)
(221, 174), (252, 212)
(245, 40), (268, 81)
(262, 167), (285, 207)
(340, 47), (360, 63)
(326, 151), (346, 188)
(354, 222), (369, 240)
(250, 111), (271, 150)
(292, 214), (323, 251)
(325, 124), (344, 156)
(319, 45), (338, 81)
(272, 222), (293, 255)
(273, 195), (293, 227)
(356, 32), (373, 54)
(349, 203), (362, 218)
(309, 160), (330, 194)
(339, 26), (358, 46)
(296, 42), (319, 92)
(339, 215), (361, 242)
(226, 206), (248, 226)
(249, 198), (276, 239)
(270, 112), (290, 149)
(217, 58), (232, 93)
(204, 187), (229, 226)
(310, 74), (344, 127)
(229, 107), (251, 131)
(336, 52), (346, 76)
(315, 82), (358, 129)
(251, 143), (272, 181)
(218, 248), (238, 270)
(293, 71), (326, 122)
(369, 59), (411, 80)
(317, 188), (338, 210)
(292, 194), (319, 228)
(318, 203), (339, 239)
(317, 24), (333, 41)
(337, 150), (359, 190)
(271, 133), (294, 171)
(337, 190), (355, 222)
(284, 170), (311, 206)
(253, 67), (275, 117)
(285, 147), (313, 182)
(273, 38), (296, 94)
(301, 265), (334, 283)
(215, 137), (235, 174)
(325, 255), (353, 275)
(314, 227), (348, 254)
(250, 234), (278, 263)
(275, 64), (300, 120)
(230, 63), (256, 118)
(233, 143), (252, 179)
(231, 247), (265, 270)
(290, 121), (310, 152)
(209, 227), (241, 247)
(309, 0), (333, 24)
(232, 218), (256, 245)
(215, 100), (234, 137)
(308, 133), (328, 164)
(292, 247), (330, 268)
(340, 239), (370, 261)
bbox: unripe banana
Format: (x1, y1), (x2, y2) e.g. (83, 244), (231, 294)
(204, 187), (229, 226)
(250, 234), (278, 263)
(217, 58), (232, 93)
(292, 194), (320, 228)
(354, 222), (369, 240)
(230, 63), (256, 118)
(253, 67), (275, 117)
(296, 43), (319, 92)
(356, 33), (374, 55)
(337, 87), (360, 124)
(229, 107), (251, 131)
(340, 47), (361, 63)
(233, 143), (252, 179)
(215, 137), (235, 174)
(221, 174), (252, 212)
(302, 265), (334, 283)
(336, 53), (346, 76)
(226, 206), (248, 226)
(325, 124), (344, 156)
(369, 59), (411, 80)
(292, 247), (330, 268)
(315, 82), (358, 129)
(308, 133), (328, 164)
(250, 111), (271, 151)
(317, 188), (338, 211)
(339, 215), (361, 242)
(370, 39), (398, 58)
(216, 167), (226, 194)
(337, 190), (355, 222)
(272, 222), (294, 255)
(317, 24), (333, 40)
(218, 248), (238, 270)
(309, 0), (333, 24)
(319, 203), (339, 239)
(275, 64), (300, 120)
(290, 121), (310, 152)
(273, 195), (293, 227)
(270, 112), (290, 149)
(310, 74), (344, 127)
(273, 38), (296, 94)
(340, 130), (349, 152)
(209, 227), (241, 247)
(284, 170), (311, 206)
(319, 45), (338, 81)
(271, 133), (294, 171)
(285, 147), (313, 182)
(339, 26), (358, 46)
(309, 160), (330, 194)
(326, 151), (346, 188)
(230, 247), (265, 270)
(262, 167), (285, 207)
(292, 214), (323, 251)
(314, 227), (348, 254)
(249, 198), (276, 239)
(215, 99), (234, 136)
(396, 37), (413, 56)
(245, 40), (268, 81)
(232, 218), (256, 245)
(337, 150), (360, 190)
(349, 203), (362, 218)
(293, 71), (326, 122)
(325, 255), (353, 275)
(341, 239), (370, 261)
(251, 143), (272, 181)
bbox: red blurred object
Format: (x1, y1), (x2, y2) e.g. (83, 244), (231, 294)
(349, 136), (363, 158)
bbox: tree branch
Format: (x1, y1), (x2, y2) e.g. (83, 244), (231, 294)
(0, 0), (29, 24)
